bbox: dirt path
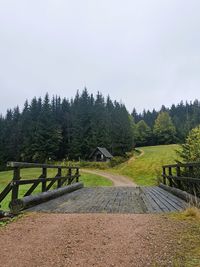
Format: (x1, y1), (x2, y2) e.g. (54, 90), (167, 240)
(127, 148), (145, 164)
(0, 213), (185, 267)
(82, 169), (136, 187)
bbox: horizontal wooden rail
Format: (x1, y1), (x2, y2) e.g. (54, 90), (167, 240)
(162, 175), (200, 183)
(163, 162), (200, 168)
(12, 175), (79, 185)
(7, 162), (79, 169)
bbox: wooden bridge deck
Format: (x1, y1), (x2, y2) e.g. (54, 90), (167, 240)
(27, 186), (187, 214)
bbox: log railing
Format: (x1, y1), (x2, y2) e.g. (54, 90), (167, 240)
(162, 162), (200, 197)
(0, 162), (80, 206)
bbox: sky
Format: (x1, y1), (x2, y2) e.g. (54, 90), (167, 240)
(0, 0), (200, 115)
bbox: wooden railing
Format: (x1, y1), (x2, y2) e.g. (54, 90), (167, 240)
(162, 162), (200, 197)
(0, 162), (80, 205)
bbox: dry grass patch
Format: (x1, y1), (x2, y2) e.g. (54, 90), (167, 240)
(169, 207), (200, 266)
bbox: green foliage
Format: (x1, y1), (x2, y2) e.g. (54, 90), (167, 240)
(178, 126), (200, 162)
(153, 112), (176, 144)
(109, 156), (128, 167)
(135, 120), (152, 146)
(132, 100), (200, 144)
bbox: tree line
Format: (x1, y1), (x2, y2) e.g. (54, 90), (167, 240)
(132, 100), (200, 146)
(1, 89), (200, 168)
(0, 89), (134, 168)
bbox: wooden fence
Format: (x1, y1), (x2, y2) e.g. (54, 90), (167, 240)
(162, 162), (200, 197)
(0, 162), (80, 206)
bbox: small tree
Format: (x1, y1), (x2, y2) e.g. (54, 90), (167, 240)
(178, 126), (200, 162)
(135, 120), (152, 146)
(153, 112), (176, 144)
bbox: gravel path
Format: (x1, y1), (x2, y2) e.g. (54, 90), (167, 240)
(82, 169), (136, 186)
(0, 213), (185, 267)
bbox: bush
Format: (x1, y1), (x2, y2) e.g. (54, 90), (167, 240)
(178, 126), (200, 162)
(109, 156), (127, 167)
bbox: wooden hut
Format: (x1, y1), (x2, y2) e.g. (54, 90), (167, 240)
(89, 147), (113, 162)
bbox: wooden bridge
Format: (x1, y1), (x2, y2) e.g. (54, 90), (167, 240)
(27, 186), (186, 213)
(1, 161), (200, 215)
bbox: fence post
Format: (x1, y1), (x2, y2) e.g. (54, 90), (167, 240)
(162, 167), (166, 184)
(168, 167), (173, 187)
(176, 166), (181, 189)
(76, 168), (79, 183)
(57, 168), (62, 188)
(189, 165), (194, 177)
(42, 167), (47, 192)
(12, 167), (21, 201)
(68, 168), (72, 185)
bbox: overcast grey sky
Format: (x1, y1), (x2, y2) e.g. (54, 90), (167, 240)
(0, 0), (200, 114)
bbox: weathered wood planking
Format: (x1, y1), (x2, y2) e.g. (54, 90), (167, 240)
(27, 186), (187, 214)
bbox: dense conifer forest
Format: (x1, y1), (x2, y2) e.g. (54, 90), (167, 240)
(1, 88), (200, 169)
(0, 89), (134, 167)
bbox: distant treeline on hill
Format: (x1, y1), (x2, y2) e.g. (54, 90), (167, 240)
(131, 100), (200, 146)
(1, 89), (200, 167)
(0, 89), (134, 166)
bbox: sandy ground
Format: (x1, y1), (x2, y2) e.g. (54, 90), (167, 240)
(0, 213), (185, 267)
(82, 169), (136, 187)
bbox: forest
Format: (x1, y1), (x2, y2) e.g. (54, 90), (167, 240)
(132, 100), (200, 146)
(1, 88), (200, 169)
(0, 89), (134, 168)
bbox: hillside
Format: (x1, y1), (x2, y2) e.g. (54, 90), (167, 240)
(110, 144), (180, 186)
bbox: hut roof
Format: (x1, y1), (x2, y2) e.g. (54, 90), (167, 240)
(90, 147), (113, 159)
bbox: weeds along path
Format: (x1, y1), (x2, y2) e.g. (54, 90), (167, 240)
(82, 169), (136, 187)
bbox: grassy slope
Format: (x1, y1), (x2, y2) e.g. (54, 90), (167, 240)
(0, 168), (112, 210)
(110, 144), (180, 186)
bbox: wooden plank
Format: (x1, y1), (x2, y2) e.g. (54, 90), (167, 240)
(150, 187), (184, 211)
(167, 175), (200, 183)
(163, 162), (200, 168)
(16, 177), (65, 185)
(23, 173), (44, 197)
(142, 187), (164, 213)
(139, 188), (155, 213)
(0, 182), (13, 203)
(155, 187), (186, 207)
(145, 187), (171, 212)
(7, 162), (79, 169)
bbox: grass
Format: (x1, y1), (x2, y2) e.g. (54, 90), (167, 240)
(0, 168), (112, 211)
(80, 172), (113, 187)
(107, 144), (180, 186)
(169, 207), (200, 266)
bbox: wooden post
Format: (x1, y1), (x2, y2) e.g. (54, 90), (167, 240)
(168, 167), (173, 187)
(76, 168), (79, 183)
(189, 165), (194, 177)
(163, 167), (166, 184)
(42, 168), (47, 192)
(57, 168), (62, 188)
(12, 167), (21, 201)
(176, 166), (181, 189)
(68, 168), (72, 185)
